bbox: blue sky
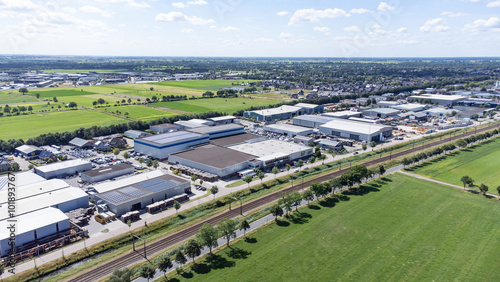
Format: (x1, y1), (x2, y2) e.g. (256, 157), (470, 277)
(0, 0), (499, 57)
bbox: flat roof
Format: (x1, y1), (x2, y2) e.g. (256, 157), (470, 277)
(16, 144), (40, 154)
(82, 163), (133, 177)
(207, 116), (236, 121)
(248, 105), (302, 116)
(0, 207), (68, 240)
(174, 120), (206, 128)
(209, 133), (263, 147)
(393, 104), (425, 111)
(294, 115), (336, 123)
(322, 111), (362, 118)
(137, 131), (205, 146)
(0, 179), (70, 205)
(96, 174), (189, 204)
(0, 171), (45, 190)
(187, 124), (243, 135)
(151, 123), (180, 129)
(320, 119), (393, 135)
(295, 103), (322, 109)
(35, 159), (91, 173)
(229, 140), (312, 158)
(93, 170), (164, 194)
(410, 94), (466, 101)
(263, 124), (313, 134)
(363, 108), (400, 114)
(171, 144), (257, 169)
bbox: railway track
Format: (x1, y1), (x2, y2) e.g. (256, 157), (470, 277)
(68, 123), (499, 282)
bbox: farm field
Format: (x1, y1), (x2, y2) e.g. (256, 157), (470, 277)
(174, 173), (500, 281)
(153, 98), (281, 114)
(0, 110), (126, 140)
(408, 137), (500, 188)
(101, 105), (176, 120)
(0, 91), (39, 104)
(153, 79), (261, 91)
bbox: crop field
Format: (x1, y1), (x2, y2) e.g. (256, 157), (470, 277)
(0, 91), (39, 104)
(0, 110), (126, 140)
(28, 88), (98, 98)
(174, 173), (500, 281)
(408, 137), (500, 188)
(153, 98), (281, 114)
(101, 105), (175, 120)
(153, 79), (261, 91)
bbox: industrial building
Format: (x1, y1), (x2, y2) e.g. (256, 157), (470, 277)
(15, 145), (42, 160)
(294, 103), (325, 114)
(0, 171), (45, 191)
(319, 119), (393, 142)
(187, 124), (244, 139)
(93, 173), (190, 216)
(175, 119), (212, 129)
(150, 123), (181, 133)
(293, 115), (337, 128)
(0, 207), (70, 257)
(322, 111), (363, 119)
(362, 108), (400, 118)
(317, 140), (344, 151)
(244, 105), (304, 122)
(392, 103), (427, 112)
(424, 107), (456, 117)
(134, 131), (209, 160)
(263, 124), (313, 137)
(169, 144), (258, 178)
(206, 115), (237, 125)
(34, 159), (92, 179)
(81, 163), (135, 183)
(229, 140), (313, 168)
(408, 94), (466, 106)
(209, 133), (265, 147)
(294, 135), (314, 145)
(124, 130), (152, 139)
(69, 137), (93, 148)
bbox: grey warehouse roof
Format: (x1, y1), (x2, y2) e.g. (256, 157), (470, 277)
(82, 163), (133, 177)
(320, 119), (393, 135)
(187, 124), (243, 135)
(137, 131), (205, 146)
(170, 144), (257, 169)
(16, 145), (41, 154)
(294, 115), (336, 123)
(35, 159), (91, 173)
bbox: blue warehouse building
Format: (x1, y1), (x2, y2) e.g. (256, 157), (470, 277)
(134, 131), (209, 160)
(187, 124), (244, 139)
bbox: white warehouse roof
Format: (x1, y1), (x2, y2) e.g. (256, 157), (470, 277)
(35, 159), (91, 174)
(0, 179), (70, 205)
(229, 140), (311, 158)
(92, 170), (164, 194)
(263, 124), (313, 135)
(320, 119), (393, 135)
(249, 105), (302, 117)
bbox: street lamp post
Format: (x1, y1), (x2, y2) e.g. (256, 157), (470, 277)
(231, 196), (242, 215)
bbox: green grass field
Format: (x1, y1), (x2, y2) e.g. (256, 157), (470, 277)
(0, 91), (39, 104)
(408, 137), (500, 188)
(0, 110), (126, 140)
(153, 80), (260, 91)
(173, 173), (500, 281)
(101, 105), (175, 120)
(154, 98), (281, 114)
(28, 88), (98, 98)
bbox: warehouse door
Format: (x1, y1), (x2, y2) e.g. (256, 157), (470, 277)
(131, 202), (141, 211)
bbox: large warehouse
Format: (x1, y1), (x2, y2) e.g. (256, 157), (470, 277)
(209, 133), (265, 147)
(169, 144), (258, 178)
(81, 163), (135, 183)
(322, 111), (362, 119)
(15, 145), (42, 160)
(229, 140), (313, 168)
(34, 159), (92, 179)
(244, 105), (303, 121)
(408, 94), (466, 106)
(319, 119), (393, 142)
(263, 124), (313, 137)
(187, 124), (244, 139)
(93, 172), (190, 216)
(293, 115), (336, 128)
(134, 131), (210, 160)
(362, 108), (400, 118)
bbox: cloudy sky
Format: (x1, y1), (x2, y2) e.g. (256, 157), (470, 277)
(0, 0), (499, 57)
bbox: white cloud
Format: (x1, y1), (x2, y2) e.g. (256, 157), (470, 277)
(441, 11), (467, 17)
(487, 1), (500, 7)
(156, 12), (215, 25)
(210, 25), (217, 30)
(463, 17), (500, 32)
(79, 5), (112, 17)
(344, 26), (360, 32)
(350, 8), (371, 14)
(95, 0), (150, 8)
(186, 0), (208, 5)
(378, 2), (395, 11)
(288, 8), (350, 25)
(277, 11), (288, 16)
(397, 27), (408, 33)
(172, 2), (186, 8)
(314, 26), (330, 33)
(220, 26), (240, 32)
(0, 0), (39, 11)
(181, 28), (194, 33)
(255, 37), (273, 42)
(420, 18), (450, 32)
(279, 32), (293, 39)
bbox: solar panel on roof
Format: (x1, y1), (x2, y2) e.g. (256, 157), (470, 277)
(146, 181), (175, 192)
(119, 186), (147, 198)
(169, 180), (180, 185)
(137, 178), (165, 188)
(100, 191), (130, 203)
(142, 131), (202, 144)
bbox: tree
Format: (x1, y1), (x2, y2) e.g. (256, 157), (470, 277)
(0, 263), (4, 281)
(173, 200), (181, 213)
(210, 185), (219, 200)
(456, 139), (467, 149)
(19, 87), (28, 94)
(279, 193), (293, 216)
(35, 93), (40, 99)
(319, 154), (327, 164)
(98, 98), (106, 105)
(113, 148), (120, 156)
(28, 164), (34, 170)
(123, 152), (130, 159)
(402, 157), (411, 167)
(156, 254), (173, 278)
(174, 250), (187, 266)
(297, 159), (304, 170)
(497, 186), (500, 196)
(270, 204), (283, 221)
(68, 102), (77, 109)
(153, 160), (159, 169)
(362, 143), (367, 151)
(53, 97), (58, 102)
(3, 106), (10, 114)
(10, 162), (20, 172)
(302, 190), (314, 206)
(258, 172), (265, 183)
(239, 218), (250, 237)
(272, 166), (279, 178)
(146, 158), (153, 167)
(370, 141), (376, 151)
(109, 268), (132, 282)
(460, 176), (472, 190)
(286, 163), (291, 174)
(191, 175), (198, 183)
(218, 218), (237, 246)
(311, 182), (327, 199)
(185, 239), (201, 263)
(138, 157), (144, 165)
(139, 265), (155, 282)
(479, 184), (488, 195)
(28, 105), (33, 112)
(244, 175), (253, 188)
(290, 191), (302, 211)
(309, 156), (316, 164)
(196, 223), (219, 254)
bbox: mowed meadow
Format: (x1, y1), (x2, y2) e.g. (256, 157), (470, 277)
(171, 173), (500, 281)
